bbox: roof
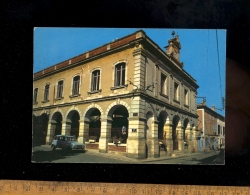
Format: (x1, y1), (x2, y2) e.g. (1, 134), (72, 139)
(197, 105), (225, 120)
(33, 29), (198, 87)
(34, 30), (140, 79)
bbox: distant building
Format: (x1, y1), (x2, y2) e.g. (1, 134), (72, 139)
(33, 30), (199, 159)
(197, 101), (225, 152)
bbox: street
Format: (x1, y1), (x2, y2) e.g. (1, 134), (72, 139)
(32, 146), (224, 164)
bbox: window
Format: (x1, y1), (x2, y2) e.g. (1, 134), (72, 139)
(174, 82), (179, 101)
(72, 76), (80, 95)
(184, 89), (189, 105)
(161, 74), (167, 95)
(57, 80), (63, 99)
(213, 124), (217, 134)
(44, 84), (50, 101)
(223, 127), (225, 135)
(115, 63), (125, 87)
(91, 70), (100, 91)
(33, 88), (38, 103)
(218, 125), (221, 135)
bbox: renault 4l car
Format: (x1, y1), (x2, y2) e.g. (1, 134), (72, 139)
(51, 135), (85, 152)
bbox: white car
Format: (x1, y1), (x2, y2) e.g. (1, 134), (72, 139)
(51, 135), (85, 152)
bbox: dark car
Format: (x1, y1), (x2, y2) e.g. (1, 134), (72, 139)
(51, 135), (85, 152)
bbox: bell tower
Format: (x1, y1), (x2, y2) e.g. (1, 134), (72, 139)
(164, 31), (182, 65)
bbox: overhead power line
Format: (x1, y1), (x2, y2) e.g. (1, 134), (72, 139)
(215, 30), (223, 107)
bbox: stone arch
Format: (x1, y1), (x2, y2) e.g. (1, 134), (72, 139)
(105, 100), (130, 118)
(65, 108), (81, 138)
(172, 115), (181, 150)
(145, 110), (154, 131)
(183, 118), (189, 128)
(84, 104), (104, 119)
(183, 118), (190, 144)
(106, 101), (129, 144)
(33, 111), (39, 117)
(33, 113), (49, 146)
(145, 111), (154, 158)
(145, 106), (158, 120)
(83, 104), (104, 143)
(39, 109), (50, 116)
(50, 111), (63, 136)
(158, 110), (169, 139)
(50, 108), (65, 122)
(66, 106), (82, 122)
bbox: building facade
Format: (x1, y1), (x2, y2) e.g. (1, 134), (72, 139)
(33, 30), (199, 159)
(197, 102), (225, 152)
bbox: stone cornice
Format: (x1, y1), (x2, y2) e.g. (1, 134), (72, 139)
(34, 31), (143, 81)
(140, 37), (198, 89)
(33, 91), (198, 119)
(33, 30), (197, 90)
(34, 42), (136, 81)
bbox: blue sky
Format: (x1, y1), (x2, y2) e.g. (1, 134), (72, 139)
(34, 28), (226, 116)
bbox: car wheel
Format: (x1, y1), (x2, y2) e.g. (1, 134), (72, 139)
(51, 145), (56, 151)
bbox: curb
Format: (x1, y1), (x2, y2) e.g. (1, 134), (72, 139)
(32, 145), (220, 163)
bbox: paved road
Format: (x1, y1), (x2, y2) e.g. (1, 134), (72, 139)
(32, 145), (224, 164)
(32, 149), (129, 163)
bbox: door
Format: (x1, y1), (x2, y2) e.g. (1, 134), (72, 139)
(197, 137), (202, 151)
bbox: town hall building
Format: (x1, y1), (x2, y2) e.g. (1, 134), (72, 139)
(33, 30), (199, 159)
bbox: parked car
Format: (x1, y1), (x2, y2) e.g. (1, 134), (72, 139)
(51, 135), (85, 152)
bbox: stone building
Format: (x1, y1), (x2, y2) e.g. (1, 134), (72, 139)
(197, 101), (225, 151)
(33, 30), (199, 159)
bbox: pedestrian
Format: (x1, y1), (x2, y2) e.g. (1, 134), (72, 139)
(121, 126), (127, 143)
(121, 126), (126, 134)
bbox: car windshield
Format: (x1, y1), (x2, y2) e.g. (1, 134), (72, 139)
(54, 136), (76, 141)
(66, 137), (76, 141)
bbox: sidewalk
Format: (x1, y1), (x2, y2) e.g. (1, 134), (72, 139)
(32, 145), (220, 164)
(86, 148), (220, 163)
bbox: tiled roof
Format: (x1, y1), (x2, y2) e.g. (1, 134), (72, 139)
(34, 31), (138, 79)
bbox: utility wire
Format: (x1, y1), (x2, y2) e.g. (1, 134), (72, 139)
(206, 30), (209, 92)
(215, 30), (223, 105)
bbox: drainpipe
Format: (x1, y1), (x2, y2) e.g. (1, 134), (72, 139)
(202, 109), (205, 148)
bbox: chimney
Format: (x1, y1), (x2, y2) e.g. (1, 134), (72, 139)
(211, 105), (215, 111)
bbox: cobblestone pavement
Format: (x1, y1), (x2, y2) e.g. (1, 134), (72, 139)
(32, 145), (222, 164)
